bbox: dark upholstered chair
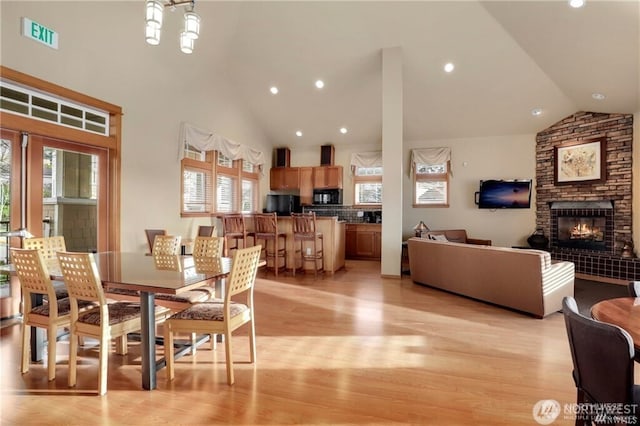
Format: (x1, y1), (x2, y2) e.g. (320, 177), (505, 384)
(628, 281), (640, 297)
(562, 296), (639, 425)
(197, 225), (216, 237)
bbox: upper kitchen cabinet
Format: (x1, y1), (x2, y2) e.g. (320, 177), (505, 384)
(270, 167), (300, 190)
(313, 166), (343, 189)
(299, 167), (314, 205)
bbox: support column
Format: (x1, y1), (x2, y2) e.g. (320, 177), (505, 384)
(381, 47), (403, 277)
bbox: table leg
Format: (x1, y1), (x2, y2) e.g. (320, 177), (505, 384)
(140, 291), (156, 390)
(30, 293), (44, 362)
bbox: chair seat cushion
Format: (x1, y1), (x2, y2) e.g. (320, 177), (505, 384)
(155, 289), (212, 304)
(169, 301), (248, 321)
(78, 302), (143, 325)
(31, 298), (96, 316)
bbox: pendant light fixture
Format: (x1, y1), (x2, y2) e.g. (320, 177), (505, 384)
(144, 0), (201, 54)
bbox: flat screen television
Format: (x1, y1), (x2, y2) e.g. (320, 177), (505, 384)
(476, 179), (532, 209)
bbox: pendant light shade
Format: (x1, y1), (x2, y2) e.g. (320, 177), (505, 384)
(183, 11), (200, 39)
(145, 22), (161, 45)
(180, 32), (194, 54)
(145, 0), (201, 52)
(145, 0), (164, 29)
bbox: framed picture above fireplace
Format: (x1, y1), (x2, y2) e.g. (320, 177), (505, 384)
(554, 137), (606, 185)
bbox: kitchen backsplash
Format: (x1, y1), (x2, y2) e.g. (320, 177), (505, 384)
(303, 205), (382, 223)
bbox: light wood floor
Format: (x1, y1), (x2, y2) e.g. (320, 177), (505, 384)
(1, 260), (634, 425)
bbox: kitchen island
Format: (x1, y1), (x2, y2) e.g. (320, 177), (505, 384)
(274, 216), (345, 275)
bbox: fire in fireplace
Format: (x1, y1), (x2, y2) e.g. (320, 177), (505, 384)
(550, 200), (613, 253)
(557, 216), (606, 250)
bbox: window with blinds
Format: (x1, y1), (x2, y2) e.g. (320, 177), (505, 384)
(181, 157), (213, 215)
(414, 162), (449, 207)
(180, 148), (260, 216)
(353, 165), (383, 205)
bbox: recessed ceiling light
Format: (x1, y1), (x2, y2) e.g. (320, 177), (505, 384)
(339, 127), (348, 134)
(531, 108), (543, 116)
(295, 130), (303, 137)
(592, 92), (606, 100)
(315, 80), (325, 89)
(444, 62), (455, 73)
(569, 0), (585, 8)
(270, 86), (278, 95)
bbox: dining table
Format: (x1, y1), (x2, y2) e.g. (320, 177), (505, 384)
(5, 251), (232, 391)
(591, 297), (640, 355)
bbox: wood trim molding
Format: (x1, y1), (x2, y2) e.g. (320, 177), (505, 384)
(0, 65), (122, 251)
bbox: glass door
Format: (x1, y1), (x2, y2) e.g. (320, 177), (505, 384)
(27, 135), (109, 252)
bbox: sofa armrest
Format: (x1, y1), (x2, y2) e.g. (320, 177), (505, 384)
(467, 238), (492, 246)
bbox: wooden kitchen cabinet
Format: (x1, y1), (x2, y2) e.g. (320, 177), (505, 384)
(270, 167), (300, 190)
(312, 166), (343, 189)
(299, 167), (313, 205)
(345, 223), (381, 260)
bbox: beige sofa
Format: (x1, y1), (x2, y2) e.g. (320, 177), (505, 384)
(407, 237), (575, 318)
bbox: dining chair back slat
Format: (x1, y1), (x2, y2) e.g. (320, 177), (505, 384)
(145, 229), (166, 254)
(152, 235), (182, 256)
(192, 236), (224, 258)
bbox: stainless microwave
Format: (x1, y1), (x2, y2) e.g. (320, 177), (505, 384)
(313, 189), (342, 205)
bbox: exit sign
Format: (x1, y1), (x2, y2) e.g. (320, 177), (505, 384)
(21, 17), (58, 49)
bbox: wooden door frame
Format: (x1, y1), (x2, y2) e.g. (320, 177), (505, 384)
(0, 66), (122, 251)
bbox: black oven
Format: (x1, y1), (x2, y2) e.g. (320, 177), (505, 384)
(313, 189), (342, 205)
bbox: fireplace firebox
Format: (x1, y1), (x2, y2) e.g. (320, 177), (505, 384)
(550, 201), (613, 253)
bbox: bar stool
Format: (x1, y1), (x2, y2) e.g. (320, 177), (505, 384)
(253, 213), (287, 277)
(291, 212), (324, 278)
(222, 214), (249, 257)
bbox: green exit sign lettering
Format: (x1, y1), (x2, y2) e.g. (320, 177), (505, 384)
(21, 17), (58, 49)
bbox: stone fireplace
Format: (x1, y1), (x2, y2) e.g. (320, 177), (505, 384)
(535, 111), (636, 281)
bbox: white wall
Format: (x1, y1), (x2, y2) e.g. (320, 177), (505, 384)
(1, 2), (272, 252)
(403, 134), (537, 248)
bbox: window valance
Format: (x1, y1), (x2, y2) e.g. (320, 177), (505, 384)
(179, 121), (265, 166)
(350, 151), (383, 169)
(410, 147), (451, 175)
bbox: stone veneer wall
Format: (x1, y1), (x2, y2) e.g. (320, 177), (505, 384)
(535, 111), (634, 254)
(534, 111), (640, 281)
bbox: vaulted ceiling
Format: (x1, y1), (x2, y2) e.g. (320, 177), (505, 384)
(6, 1), (639, 149)
(195, 0), (638, 148)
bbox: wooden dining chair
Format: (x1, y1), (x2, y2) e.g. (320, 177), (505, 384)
(253, 213), (287, 277)
(57, 251), (169, 395)
(11, 248), (96, 381)
(23, 236), (68, 300)
(164, 245), (262, 385)
(145, 229), (166, 254)
(192, 235), (224, 258)
(152, 235), (182, 256)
